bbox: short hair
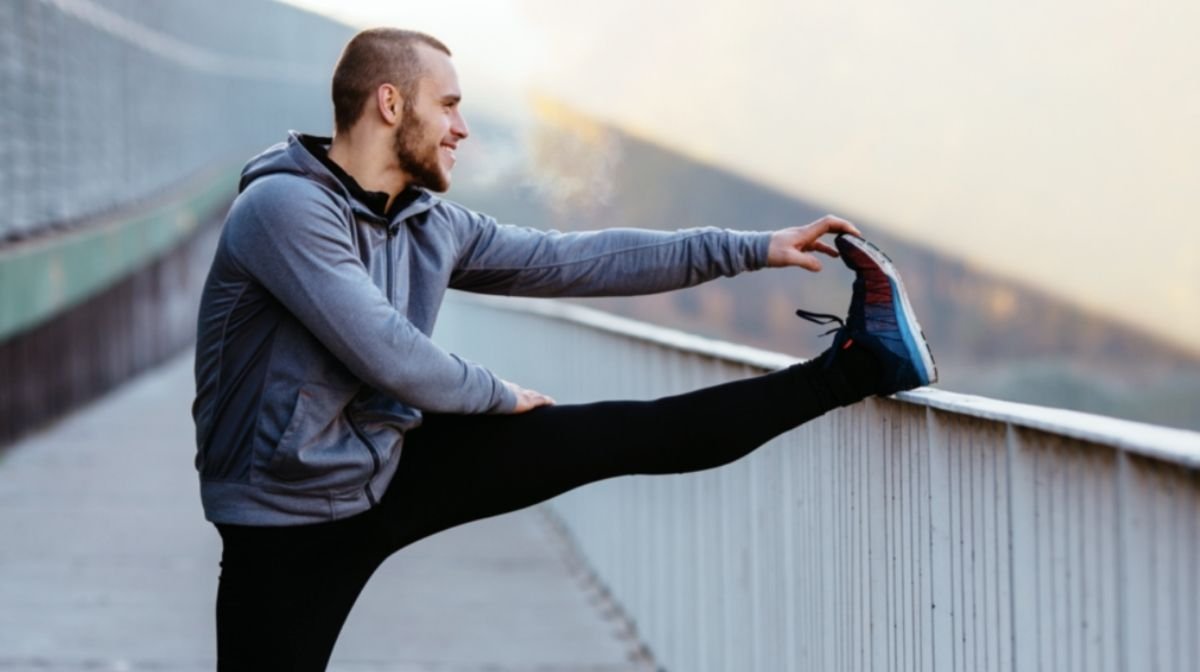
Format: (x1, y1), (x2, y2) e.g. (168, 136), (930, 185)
(331, 28), (451, 133)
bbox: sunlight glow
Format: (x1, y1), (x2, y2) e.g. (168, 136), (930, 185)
(280, 0), (1200, 355)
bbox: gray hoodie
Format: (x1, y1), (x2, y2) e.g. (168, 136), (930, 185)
(193, 131), (772, 525)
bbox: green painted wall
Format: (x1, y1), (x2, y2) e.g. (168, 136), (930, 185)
(0, 165), (240, 342)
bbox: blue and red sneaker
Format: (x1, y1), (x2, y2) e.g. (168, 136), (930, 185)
(797, 233), (938, 395)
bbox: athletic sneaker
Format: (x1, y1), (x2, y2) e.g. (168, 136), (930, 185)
(796, 233), (938, 395)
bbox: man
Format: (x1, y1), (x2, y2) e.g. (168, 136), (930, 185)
(193, 28), (937, 670)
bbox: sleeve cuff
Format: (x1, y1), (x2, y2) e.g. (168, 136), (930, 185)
(750, 231), (773, 270)
(492, 375), (519, 413)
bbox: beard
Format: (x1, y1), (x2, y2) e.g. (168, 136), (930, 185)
(393, 112), (449, 192)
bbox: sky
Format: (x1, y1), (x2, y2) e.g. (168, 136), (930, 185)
(282, 0), (1200, 356)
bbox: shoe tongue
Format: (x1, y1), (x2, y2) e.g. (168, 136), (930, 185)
(845, 275), (869, 330)
(832, 339), (884, 400)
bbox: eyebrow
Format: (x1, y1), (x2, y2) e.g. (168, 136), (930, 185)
(441, 94), (461, 104)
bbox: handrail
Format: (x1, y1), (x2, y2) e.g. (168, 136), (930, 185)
(438, 291), (1200, 672)
(456, 292), (1200, 465)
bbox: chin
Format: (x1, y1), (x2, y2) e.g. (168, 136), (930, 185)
(412, 169), (451, 193)
(432, 172), (452, 193)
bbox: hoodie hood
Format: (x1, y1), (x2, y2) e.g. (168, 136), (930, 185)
(238, 131), (438, 225)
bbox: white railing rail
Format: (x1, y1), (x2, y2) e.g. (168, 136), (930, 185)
(436, 292), (1200, 672)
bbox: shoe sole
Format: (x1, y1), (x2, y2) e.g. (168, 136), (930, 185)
(840, 235), (939, 385)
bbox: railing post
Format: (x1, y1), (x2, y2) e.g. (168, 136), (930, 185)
(865, 398), (888, 671)
(1007, 423), (1035, 672)
(926, 407), (954, 672)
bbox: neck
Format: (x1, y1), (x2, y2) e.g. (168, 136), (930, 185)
(327, 130), (411, 209)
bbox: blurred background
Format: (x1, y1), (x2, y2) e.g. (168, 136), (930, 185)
(290, 0), (1200, 429)
(2, 0), (1197, 439)
(3, 5), (1196, 667)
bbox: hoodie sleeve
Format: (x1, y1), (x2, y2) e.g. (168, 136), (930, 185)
(448, 209), (773, 296)
(227, 178), (516, 414)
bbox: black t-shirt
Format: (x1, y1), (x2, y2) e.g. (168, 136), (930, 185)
(299, 135), (420, 220)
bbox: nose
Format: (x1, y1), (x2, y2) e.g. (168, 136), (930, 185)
(452, 109), (469, 140)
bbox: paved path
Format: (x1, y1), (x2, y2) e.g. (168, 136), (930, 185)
(0, 353), (649, 671)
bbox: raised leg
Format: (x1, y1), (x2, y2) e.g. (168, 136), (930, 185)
(377, 351), (878, 551)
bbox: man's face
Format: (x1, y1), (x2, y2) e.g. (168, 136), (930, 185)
(393, 46), (468, 192)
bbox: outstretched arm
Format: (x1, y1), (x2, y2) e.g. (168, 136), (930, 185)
(449, 208), (862, 296)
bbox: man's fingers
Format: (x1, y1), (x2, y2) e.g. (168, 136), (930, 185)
(795, 253), (822, 272)
(530, 390), (556, 406)
(506, 381), (557, 413)
(523, 390), (556, 412)
(808, 240), (838, 257)
(764, 215), (862, 268)
(814, 215), (862, 238)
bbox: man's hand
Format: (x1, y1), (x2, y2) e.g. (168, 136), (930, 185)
(766, 215), (864, 272)
(503, 379), (557, 413)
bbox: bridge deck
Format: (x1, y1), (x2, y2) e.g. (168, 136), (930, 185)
(0, 352), (648, 671)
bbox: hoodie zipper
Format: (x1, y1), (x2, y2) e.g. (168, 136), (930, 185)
(386, 225), (396, 302)
(351, 224), (396, 508)
(346, 412), (381, 506)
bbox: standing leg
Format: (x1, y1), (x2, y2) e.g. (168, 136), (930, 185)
(214, 511), (391, 671)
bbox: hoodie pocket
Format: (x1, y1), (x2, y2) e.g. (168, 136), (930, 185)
(261, 384), (373, 491)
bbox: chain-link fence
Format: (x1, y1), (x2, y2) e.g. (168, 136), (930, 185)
(0, 0), (352, 242)
(0, 0), (354, 444)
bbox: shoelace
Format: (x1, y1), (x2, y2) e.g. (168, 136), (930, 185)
(795, 308), (845, 337)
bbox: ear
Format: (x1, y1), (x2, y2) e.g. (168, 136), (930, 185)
(375, 83), (403, 125)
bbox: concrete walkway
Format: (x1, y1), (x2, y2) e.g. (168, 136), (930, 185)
(0, 353), (650, 671)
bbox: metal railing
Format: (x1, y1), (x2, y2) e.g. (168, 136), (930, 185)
(436, 292), (1200, 672)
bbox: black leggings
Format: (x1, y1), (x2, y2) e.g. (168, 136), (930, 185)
(215, 358), (858, 670)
